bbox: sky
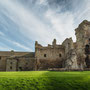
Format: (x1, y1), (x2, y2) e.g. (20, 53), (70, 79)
(0, 0), (90, 52)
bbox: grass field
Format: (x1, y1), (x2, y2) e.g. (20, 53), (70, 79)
(0, 71), (90, 90)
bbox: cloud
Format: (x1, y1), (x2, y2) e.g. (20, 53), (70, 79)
(0, 31), (5, 36)
(37, 0), (47, 5)
(11, 41), (32, 51)
(0, 0), (58, 45)
(0, 0), (90, 51)
(1, 37), (33, 51)
(0, 42), (12, 51)
(45, 9), (76, 42)
(0, 47), (11, 51)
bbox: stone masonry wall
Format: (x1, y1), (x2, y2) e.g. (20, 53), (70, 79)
(75, 20), (90, 69)
(35, 39), (65, 70)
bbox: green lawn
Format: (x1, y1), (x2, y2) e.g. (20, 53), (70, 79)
(0, 71), (90, 90)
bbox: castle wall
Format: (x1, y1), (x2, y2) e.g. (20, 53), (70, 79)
(17, 57), (35, 71)
(35, 39), (65, 70)
(0, 56), (7, 71)
(0, 51), (30, 57)
(6, 57), (35, 71)
(6, 58), (17, 71)
(35, 46), (64, 60)
(0, 51), (35, 71)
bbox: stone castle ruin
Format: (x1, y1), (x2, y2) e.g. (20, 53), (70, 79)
(0, 20), (90, 71)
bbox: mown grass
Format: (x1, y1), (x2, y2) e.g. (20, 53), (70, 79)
(0, 71), (90, 90)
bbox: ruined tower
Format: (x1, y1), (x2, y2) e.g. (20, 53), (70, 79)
(75, 20), (90, 69)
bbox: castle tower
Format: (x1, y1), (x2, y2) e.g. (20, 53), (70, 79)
(75, 20), (90, 69)
(62, 38), (79, 70)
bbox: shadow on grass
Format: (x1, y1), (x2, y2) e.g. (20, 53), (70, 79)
(36, 71), (90, 90)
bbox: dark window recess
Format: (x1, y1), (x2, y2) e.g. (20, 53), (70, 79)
(85, 45), (89, 54)
(19, 67), (22, 71)
(59, 54), (62, 57)
(89, 38), (90, 41)
(44, 54), (46, 57)
(0, 56), (1, 60)
(68, 43), (70, 44)
(89, 38), (90, 44)
(10, 66), (12, 69)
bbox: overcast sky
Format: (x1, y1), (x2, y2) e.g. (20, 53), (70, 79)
(0, 0), (90, 51)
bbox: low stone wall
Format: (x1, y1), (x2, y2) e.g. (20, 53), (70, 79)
(84, 68), (90, 71)
(48, 68), (87, 71)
